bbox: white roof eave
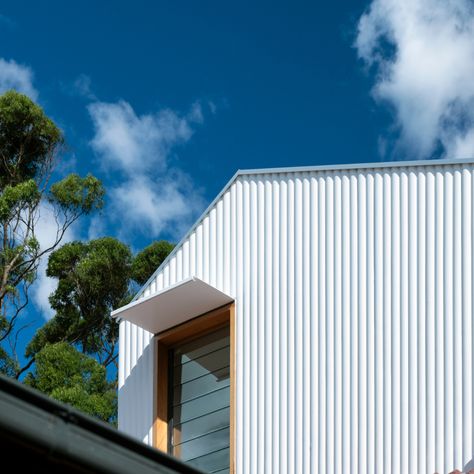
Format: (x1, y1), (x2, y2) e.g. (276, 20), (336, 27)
(111, 277), (234, 334)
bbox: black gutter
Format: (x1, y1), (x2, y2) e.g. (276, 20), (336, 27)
(0, 374), (204, 474)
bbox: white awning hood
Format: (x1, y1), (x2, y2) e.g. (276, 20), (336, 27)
(111, 277), (234, 334)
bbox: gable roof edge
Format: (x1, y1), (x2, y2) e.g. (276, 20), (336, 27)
(236, 157), (474, 176)
(132, 157), (474, 302)
(132, 168), (242, 301)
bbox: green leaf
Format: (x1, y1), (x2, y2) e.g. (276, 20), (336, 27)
(25, 343), (117, 422)
(131, 240), (175, 286)
(0, 179), (40, 221)
(49, 173), (105, 214)
(0, 90), (63, 189)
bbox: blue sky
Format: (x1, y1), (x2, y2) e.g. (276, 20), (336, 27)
(1, 1), (385, 190)
(2, 0), (474, 350)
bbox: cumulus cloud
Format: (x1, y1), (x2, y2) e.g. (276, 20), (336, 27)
(111, 173), (201, 237)
(355, 0), (474, 159)
(88, 99), (205, 239)
(88, 100), (195, 174)
(0, 58), (38, 100)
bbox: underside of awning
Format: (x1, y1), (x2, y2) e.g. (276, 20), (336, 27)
(111, 277), (234, 334)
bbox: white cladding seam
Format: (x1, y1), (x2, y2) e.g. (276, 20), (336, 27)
(118, 161), (474, 474)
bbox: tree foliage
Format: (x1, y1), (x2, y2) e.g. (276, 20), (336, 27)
(131, 240), (174, 286)
(0, 90), (104, 377)
(26, 237), (174, 376)
(0, 90), (63, 188)
(25, 342), (116, 423)
(23, 236), (174, 423)
(0, 89), (177, 424)
(26, 237), (133, 368)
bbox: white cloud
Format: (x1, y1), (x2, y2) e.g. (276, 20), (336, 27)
(111, 173), (203, 237)
(31, 203), (77, 320)
(355, 0), (474, 159)
(73, 74), (96, 100)
(88, 100), (194, 174)
(188, 101), (204, 123)
(0, 58), (38, 100)
(87, 214), (107, 241)
(88, 99), (205, 239)
(208, 100), (217, 115)
(32, 264), (56, 320)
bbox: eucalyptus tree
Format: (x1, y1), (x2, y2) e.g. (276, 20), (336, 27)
(26, 237), (174, 375)
(26, 237), (133, 371)
(25, 342), (116, 423)
(0, 90), (104, 376)
(131, 240), (174, 286)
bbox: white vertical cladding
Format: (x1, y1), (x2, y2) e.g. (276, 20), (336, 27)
(119, 162), (474, 473)
(461, 168), (473, 467)
(118, 320), (154, 444)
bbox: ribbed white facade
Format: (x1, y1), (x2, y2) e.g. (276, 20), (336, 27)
(118, 160), (474, 474)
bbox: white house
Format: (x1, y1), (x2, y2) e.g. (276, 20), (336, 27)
(113, 158), (474, 474)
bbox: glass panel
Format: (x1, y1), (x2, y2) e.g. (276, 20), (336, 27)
(177, 428), (230, 462)
(173, 366), (230, 405)
(172, 406), (230, 444)
(174, 327), (230, 366)
(174, 386), (230, 424)
(169, 325), (230, 473)
(186, 447), (230, 472)
(174, 346), (230, 385)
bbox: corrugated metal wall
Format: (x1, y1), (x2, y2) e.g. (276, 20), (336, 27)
(119, 161), (474, 474)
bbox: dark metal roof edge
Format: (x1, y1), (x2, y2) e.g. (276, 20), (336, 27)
(0, 375), (204, 474)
